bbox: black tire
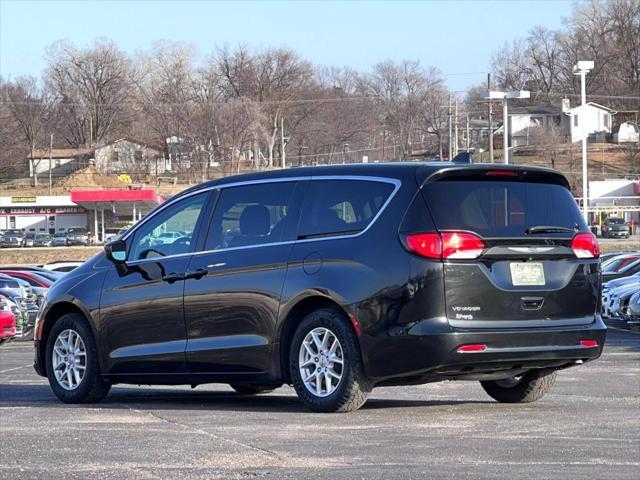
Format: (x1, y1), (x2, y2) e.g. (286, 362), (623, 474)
(480, 369), (557, 403)
(289, 308), (371, 413)
(45, 313), (110, 403)
(229, 384), (279, 395)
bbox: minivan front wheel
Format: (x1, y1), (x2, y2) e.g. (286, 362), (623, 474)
(45, 313), (110, 403)
(289, 308), (371, 412)
(480, 369), (557, 403)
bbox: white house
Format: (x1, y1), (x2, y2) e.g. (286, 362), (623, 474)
(614, 122), (640, 144)
(508, 105), (568, 147)
(28, 148), (92, 178)
(568, 102), (616, 143)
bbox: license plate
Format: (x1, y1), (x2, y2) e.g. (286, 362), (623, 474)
(510, 262), (545, 286)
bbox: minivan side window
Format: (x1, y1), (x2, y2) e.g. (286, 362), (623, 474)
(129, 192), (208, 260)
(298, 179), (395, 238)
(205, 181), (299, 250)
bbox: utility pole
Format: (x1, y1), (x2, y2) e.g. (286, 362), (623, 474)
(280, 116), (286, 168)
(382, 129), (386, 160)
(503, 96), (509, 164)
(48, 133), (53, 195)
(466, 114), (470, 151)
(487, 73), (493, 163)
(574, 61), (594, 223)
(448, 95), (452, 160)
(454, 98), (459, 158)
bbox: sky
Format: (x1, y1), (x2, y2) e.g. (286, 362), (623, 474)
(0, 0), (575, 92)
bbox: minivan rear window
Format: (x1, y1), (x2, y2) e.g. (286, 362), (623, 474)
(299, 179), (395, 238)
(423, 180), (587, 237)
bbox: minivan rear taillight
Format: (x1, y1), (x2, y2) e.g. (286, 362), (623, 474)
(404, 232), (485, 260)
(571, 232), (600, 259)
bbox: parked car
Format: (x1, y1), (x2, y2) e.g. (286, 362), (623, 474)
(34, 233), (53, 247)
(65, 227), (90, 246)
(602, 272), (640, 319)
(0, 276), (36, 340)
(42, 261), (83, 273)
(0, 293), (23, 338)
(0, 308), (16, 345)
(1, 229), (25, 248)
(52, 232), (68, 247)
(602, 254), (640, 281)
(34, 163), (606, 412)
(23, 233), (36, 247)
(601, 217), (629, 238)
(0, 270), (55, 306)
(150, 231), (184, 246)
(600, 250), (639, 265)
(627, 292), (640, 325)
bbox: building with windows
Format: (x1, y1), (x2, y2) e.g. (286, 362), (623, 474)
(0, 195), (87, 234)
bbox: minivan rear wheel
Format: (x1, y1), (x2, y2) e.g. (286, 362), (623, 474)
(45, 313), (110, 403)
(289, 308), (371, 412)
(480, 369), (557, 403)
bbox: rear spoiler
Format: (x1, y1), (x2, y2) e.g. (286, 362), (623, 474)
(417, 164), (571, 190)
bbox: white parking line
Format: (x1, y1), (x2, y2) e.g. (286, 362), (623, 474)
(0, 363), (32, 375)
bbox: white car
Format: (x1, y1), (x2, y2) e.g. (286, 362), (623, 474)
(150, 231), (184, 246)
(42, 261), (83, 273)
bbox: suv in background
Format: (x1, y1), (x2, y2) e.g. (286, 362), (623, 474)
(601, 217), (629, 238)
(65, 227), (89, 246)
(34, 163), (606, 412)
(1, 229), (25, 248)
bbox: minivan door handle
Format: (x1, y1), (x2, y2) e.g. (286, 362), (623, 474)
(521, 297), (544, 311)
(162, 272), (184, 284)
(184, 268), (208, 280)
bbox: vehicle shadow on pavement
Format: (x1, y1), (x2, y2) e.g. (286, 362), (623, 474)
(0, 383), (491, 412)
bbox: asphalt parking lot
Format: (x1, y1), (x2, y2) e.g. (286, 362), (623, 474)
(0, 328), (638, 480)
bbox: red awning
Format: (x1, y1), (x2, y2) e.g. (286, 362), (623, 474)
(71, 189), (164, 212)
(634, 182), (640, 195)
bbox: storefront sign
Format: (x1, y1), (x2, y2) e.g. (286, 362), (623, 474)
(0, 206), (86, 215)
(11, 196), (37, 203)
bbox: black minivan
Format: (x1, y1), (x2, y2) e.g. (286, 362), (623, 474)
(34, 163), (606, 412)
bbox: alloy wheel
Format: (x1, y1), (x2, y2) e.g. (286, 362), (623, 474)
(52, 329), (87, 391)
(298, 327), (344, 397)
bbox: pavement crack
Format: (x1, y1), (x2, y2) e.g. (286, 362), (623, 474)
(118, 403), (285, 461)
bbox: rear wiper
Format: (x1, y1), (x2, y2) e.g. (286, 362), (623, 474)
(525, 225), (574, 234)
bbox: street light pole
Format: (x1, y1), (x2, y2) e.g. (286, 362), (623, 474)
(574, 61), (594, 223)
(480, 90), (529, 165)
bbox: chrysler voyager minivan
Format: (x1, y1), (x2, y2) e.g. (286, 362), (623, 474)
(34, 163), (606, 412)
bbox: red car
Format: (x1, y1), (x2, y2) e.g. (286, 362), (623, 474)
(0, 270), (52, 288)
(0, 310), (16, 344)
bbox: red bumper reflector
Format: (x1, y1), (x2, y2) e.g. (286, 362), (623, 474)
(457, 344), (487, 353)
(580, 340), (599, 348)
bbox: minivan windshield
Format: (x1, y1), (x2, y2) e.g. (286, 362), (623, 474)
(423, 180), (587, 237)
(607, 218), (625, 224)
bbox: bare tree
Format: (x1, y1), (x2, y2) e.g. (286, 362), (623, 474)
(364, 60), (438, 159)
(46, 39), (135, 147)
(2, 77), (52, 185)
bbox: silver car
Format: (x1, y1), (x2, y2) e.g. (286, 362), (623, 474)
(52, 232), (68, 247)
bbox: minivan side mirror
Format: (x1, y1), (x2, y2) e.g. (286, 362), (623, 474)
(104, 239), (127, 264)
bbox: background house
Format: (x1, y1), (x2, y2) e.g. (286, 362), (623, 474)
(93, 138), (164, 176)
(506, 99), (617, 146)
(28, 148), (92, 178)
(567, 102), (616, 143)
(508, 105), (568, 147)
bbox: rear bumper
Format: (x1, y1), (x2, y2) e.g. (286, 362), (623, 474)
(361, 315), (607, 381)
